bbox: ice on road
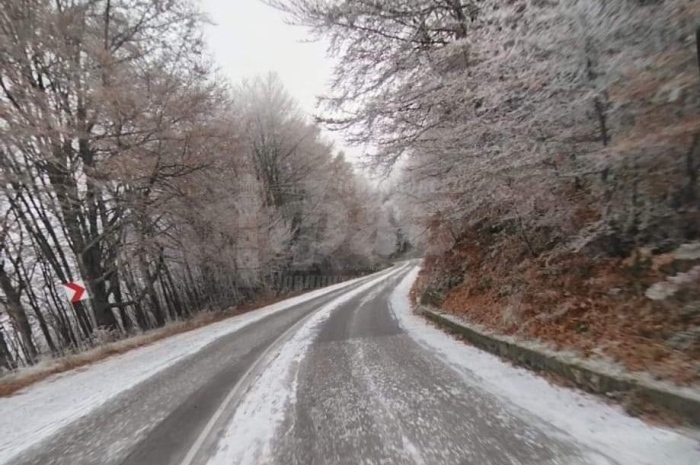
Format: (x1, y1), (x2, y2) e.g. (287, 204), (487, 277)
(0, 274), (368, 465)
(206, 264), (698, 465)
(1, 262), (697, 465)
(205, 265), (411, 465)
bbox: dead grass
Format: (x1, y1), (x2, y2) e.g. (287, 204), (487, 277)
(0, 291), (304, 397)
(415, 233), (700, 386)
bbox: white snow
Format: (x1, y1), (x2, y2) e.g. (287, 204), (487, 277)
(5, 261), (696, 465)
(0, 272), (378, 465)
(389, 265), (700, 465)
(206, 264), (410, 465)
(426, 310), (700, 403)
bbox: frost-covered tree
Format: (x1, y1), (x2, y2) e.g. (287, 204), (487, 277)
(233, 74), (385, 275)
(0, 0), (387, 369)
(274, 0), (700, 257)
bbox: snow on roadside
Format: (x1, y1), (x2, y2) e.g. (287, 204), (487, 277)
(0, 272), (380, 465)
(390, 265), (700, 465)
(206, 264), (409, 465)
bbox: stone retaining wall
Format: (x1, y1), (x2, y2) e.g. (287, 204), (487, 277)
(420, 306), (700, 427)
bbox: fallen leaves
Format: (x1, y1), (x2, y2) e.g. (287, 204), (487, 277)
(416, 238), (700, 386)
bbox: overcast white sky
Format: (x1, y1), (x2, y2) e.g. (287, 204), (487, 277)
(200, 0), (361, 159)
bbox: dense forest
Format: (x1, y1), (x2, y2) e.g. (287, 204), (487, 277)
(0, 0), (407, 371)
(3, 0), (700, 384)
(274, 0), (700, 383)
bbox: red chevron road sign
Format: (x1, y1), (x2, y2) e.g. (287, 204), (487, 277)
(63, 281), (87, 303)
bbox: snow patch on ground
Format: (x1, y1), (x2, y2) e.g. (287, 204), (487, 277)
(0, 273), (373, 465)
(436, 311), (700, 402)
(206, 264), (409, 465)
(390, 265), (700, 465)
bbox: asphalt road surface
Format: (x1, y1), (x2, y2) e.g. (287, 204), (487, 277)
(9, 262), (632, 465)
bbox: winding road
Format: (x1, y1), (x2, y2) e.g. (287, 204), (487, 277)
(3, 262), (696, 465)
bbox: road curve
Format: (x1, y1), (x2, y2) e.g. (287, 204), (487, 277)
(9, 262), (687, 465)
(199, 262), (617, 465)
(8, 267), (399, 465)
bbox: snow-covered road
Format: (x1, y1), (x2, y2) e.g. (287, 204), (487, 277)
(0, 269), (390, 465)
(203, 263), (699, 465)
(1, 261), (697, 465)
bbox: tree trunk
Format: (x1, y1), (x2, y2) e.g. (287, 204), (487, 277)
(0, 328), (15, 371)
(0, 264), (37, 362)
